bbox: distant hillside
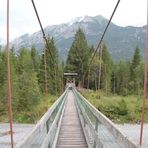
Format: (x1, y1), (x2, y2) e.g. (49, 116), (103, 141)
(11, 15), (146, 61)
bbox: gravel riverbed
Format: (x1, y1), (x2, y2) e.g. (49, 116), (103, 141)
(0, 123), (34, 148)
(116, 124), (148, 148)
(0, 123), (148, 148)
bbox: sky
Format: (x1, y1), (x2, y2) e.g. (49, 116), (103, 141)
(0, 0), (147, 43)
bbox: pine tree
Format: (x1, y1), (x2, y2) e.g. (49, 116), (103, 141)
(47, 37), (60, 94)
(0, 49), (18, 112)
(65, 28), (89, 87)
(38, 37), (61, 95)
(0, 50), (7, 112)
(38, 53), (45, 93)
(87, 45), (99, 90)
(17, 71), (40, 111)
(100, 43), (112, 94)
(131, 47), (141, 78)
(10, 49), (19, 111)
(130, 47), (142, 94)
(114, 61), (131, 95)
(16, 48), (40, 111)
(31, 46), (40, 72)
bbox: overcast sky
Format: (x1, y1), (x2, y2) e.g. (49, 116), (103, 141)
(0, 0), (147, 43)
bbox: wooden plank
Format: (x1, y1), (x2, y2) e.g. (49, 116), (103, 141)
(56, 91), (88, 148)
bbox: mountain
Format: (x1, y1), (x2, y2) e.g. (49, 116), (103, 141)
(11, 15), (146, 61)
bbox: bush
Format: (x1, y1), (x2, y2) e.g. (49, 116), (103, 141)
(117, 99), (128, 115)
(80, 89), (148, 123)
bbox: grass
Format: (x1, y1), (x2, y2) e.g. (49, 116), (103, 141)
(0, 94), (58, 123)
(1, 90), (148, 124)
(80, 89), (148, 123)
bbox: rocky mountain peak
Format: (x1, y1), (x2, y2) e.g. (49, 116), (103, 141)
(11, 15), (146, 61)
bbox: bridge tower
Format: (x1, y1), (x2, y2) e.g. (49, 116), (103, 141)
(64, 72), (78, 88)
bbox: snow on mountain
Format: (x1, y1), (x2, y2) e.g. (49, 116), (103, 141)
(68, 16), (85, 26)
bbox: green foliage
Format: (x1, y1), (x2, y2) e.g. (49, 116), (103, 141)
(16, 72), (40, 111)
(0, 28), (146, 124)
(64, 29), (144, 96)
(87, 51), (99, 90)
(39, 37), (61, 95)
(100, 43), (113, 94)
(31, 46), (40, 72)
(130, 47), (143, 94)
(117, 99), (128, 115)
(113, 61), (131, 95)
(0, 43), (62, 123)
(13, 95), (58, 123)
(65, 28), (90, 87)
(13, 48), (41, 111)
(131, 47), (141, 71)
(81, 89), (148, 123)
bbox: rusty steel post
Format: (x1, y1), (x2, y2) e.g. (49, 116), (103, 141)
(7, 0), (14, 147)
(139, 0), (148, 145)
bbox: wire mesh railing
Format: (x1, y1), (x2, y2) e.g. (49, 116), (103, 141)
(73, 88), (139, 148)
(16, 90), (67, 148)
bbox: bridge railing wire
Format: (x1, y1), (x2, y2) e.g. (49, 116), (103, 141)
(16, 90), (68, 148)
(73, 88), (139, 148)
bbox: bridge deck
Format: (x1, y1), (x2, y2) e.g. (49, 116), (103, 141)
(56, 90), (88, 148)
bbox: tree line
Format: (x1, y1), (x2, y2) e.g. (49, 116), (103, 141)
(0, 37), (62, 114)
(65, 28), (144, 96)
(0, 28), (144, 117)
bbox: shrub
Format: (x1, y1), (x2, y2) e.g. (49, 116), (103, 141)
(117, 99), (128, 115)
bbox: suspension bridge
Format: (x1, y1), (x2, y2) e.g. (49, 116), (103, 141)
(14, 84), (138, 148)
(3, 0), (148, 147)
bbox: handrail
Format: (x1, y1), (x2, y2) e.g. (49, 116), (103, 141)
(73, 88), (139, 148)
(16, 89), (68, 148)
(41, 91), (67, 148)
(75, 95), (104, 148)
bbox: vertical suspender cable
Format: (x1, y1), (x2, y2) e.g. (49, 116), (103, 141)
(7, 0), (14, 147)
(31, 0), (49, 109)
(139, 0), (148, 145)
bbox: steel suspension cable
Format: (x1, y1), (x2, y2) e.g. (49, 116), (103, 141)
(7, 0), (14, 147)
(89, 0), (121, 66)
(139, 0), (148, 145)
(31, 0), (52, 109)
(31, 0), (59, 107)
(83, 0), (121, 82)
(31, 0), (53, 61)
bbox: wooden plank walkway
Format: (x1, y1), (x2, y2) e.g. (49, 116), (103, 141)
(56, 90), (88, 148)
